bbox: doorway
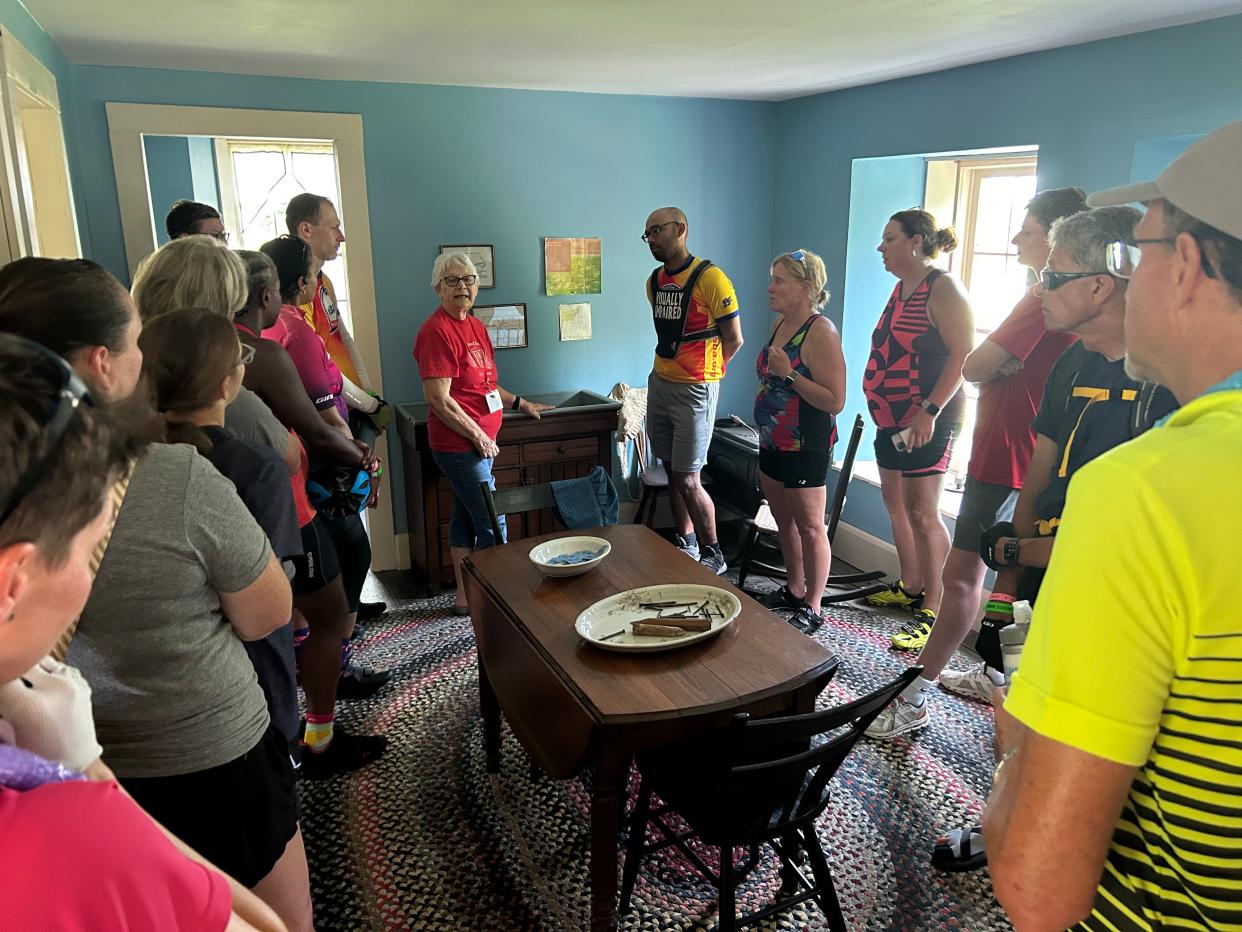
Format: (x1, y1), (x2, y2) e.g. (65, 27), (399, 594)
(106, 103), (399, 571)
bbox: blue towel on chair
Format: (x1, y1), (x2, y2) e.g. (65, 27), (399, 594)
(551, 466), (620, 530)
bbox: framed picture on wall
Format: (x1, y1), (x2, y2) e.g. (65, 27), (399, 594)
(471, 303), (527, 350)
(439, 244), (495, 289)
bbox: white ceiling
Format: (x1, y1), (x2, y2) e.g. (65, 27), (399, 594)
(26, 0), (1242, 101)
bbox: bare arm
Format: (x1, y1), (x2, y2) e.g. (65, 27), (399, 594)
(791, 318), (846, 415)
(424, 377), (495, 457)
(963, 338), (1022, 384)
(718, 315), (743, 365)
(497, 386), (552, 418)
(983, 705), (1135, 930)
(925, 275), (974, 408)
(218, 553), (293, 642)
(991, 433), (1058, 593)
(318, 405), (353, 441)
(906, 275), (974, 449)
(243, 343), (365, 467)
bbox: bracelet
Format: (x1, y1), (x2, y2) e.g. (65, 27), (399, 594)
(985, 600), (1015, 616)
(511, 395), (522, 411)
(989, 592), (1015, 604)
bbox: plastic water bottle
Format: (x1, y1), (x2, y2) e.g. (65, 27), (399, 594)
(1013, 600), (1033, 626)
(999, 621), (1030, 686)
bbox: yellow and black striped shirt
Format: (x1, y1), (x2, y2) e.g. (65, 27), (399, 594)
(1008, 387), (1242, 930)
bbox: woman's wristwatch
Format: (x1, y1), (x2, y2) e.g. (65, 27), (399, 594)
(920, 399), (941, 416)
(781, 372), (798, 388)
(511, 395), (522, 411)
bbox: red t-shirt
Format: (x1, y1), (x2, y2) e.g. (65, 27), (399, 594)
(412, 307), (503, 453)
(0, 780), (232, 930)
(968, 289), (1077, 488)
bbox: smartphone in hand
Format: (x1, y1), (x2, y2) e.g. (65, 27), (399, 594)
(892, 427), (914, 453)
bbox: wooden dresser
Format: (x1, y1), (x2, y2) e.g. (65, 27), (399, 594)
(395, 391), (621, 594)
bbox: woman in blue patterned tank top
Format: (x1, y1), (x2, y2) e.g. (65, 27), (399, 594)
(753, 249), (846, 631)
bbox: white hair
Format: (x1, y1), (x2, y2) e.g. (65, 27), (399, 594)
(431, 251), (478, 288)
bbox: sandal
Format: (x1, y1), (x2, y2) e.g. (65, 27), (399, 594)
(931, 824), (987, 872)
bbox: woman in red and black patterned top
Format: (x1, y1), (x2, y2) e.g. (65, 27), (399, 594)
(753, 249), (846, 631)
(862, 209), (974, 650)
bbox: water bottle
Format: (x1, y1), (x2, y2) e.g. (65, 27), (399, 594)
(999, 621), (1030, 686)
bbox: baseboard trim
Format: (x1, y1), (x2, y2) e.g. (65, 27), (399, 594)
(833, 522), (899, 581)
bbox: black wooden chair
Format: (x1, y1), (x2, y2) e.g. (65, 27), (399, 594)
(735, 413), (886, 604)
(619, 666), (922, 931)
(480, 481), (557, 542)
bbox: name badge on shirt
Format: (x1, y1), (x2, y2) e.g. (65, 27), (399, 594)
(485, 390), (503, 413)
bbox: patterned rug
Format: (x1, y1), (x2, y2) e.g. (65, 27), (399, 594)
(299, 583), (1013, 931)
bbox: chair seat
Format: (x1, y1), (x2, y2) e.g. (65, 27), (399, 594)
(754, 503), (778, 534)
(641, 462), (669, 488)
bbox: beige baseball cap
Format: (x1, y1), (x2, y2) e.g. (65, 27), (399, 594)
(1087, 120), (1242, 240)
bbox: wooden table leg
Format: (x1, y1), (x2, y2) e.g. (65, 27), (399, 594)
(478, 657), (501, 773)
(590, 747), (629, 931)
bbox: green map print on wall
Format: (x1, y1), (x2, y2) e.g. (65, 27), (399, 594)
(544, 237), (602, 295)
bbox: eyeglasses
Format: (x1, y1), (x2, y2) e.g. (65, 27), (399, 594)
(0, 339), (94, 527)
(1105, 238), (1218, 280)
(641, 220), (680, 243)
(441, 275), (478, 287)
(237, 343), (255, 367)
(209, 231), (230, 244)
(1037, 269), (1112, 292)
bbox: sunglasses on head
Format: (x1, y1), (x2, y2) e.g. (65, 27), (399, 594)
(0, 339), (94, 527)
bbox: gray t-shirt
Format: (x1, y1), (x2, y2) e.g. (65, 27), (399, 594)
(226, 386), (287, 453)
(68, 443), (274, 778)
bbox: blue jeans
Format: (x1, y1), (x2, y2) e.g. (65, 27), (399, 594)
(431, 449), (507, 549)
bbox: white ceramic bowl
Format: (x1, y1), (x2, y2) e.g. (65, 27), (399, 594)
(528, 536), (611, 577)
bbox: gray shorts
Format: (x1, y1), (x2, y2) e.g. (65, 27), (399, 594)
(647, 372), (719, 473)
(951, 476), (1019, 551)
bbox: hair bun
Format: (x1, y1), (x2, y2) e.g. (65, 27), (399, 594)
(937, 226), (959, 254)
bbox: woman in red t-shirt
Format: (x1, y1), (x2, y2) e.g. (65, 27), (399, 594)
(412, 253), (551, 615)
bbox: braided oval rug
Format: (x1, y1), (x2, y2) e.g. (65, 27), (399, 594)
(299, 587), (1013, 931)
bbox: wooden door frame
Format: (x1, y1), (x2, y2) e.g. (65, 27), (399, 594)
(106, 102), (401, 571)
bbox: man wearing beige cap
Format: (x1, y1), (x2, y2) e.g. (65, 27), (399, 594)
(982, 120), (1242, 931)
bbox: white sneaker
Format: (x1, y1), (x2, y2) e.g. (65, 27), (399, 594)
(940, 663), (1004, 703)
(673, 534), (700, 561)
(865, 696), (929, 739)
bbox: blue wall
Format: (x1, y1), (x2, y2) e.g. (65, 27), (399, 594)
(67, 67), (776, 531)
(145, 135), (221, 245)
(773, 13), (1242, 541)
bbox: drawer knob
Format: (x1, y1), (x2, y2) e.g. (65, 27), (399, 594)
(557, 444), (566, 453)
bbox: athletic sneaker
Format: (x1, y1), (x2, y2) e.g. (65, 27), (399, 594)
(337, 661), (392, 700)
(698, 548), (727, 576)
(759, 585), (805, 610)
(787, 604), (823, 633)
(300, 726), (388, 779)
(674, 533), (700, 561)
(940, 662), (1005, 703)
(891, 609), (936, 651)
(863, 579), (924, 610)
(865, 696), (929, 738)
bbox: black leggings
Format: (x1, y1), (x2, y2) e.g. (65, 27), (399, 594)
(318, 512), (371, 613)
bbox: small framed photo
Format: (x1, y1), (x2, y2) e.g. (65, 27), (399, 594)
(471, 303), (527, 350)
(439, 244), (495, 289)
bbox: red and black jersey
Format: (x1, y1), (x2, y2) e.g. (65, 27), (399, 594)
(863, 270), (957, 430)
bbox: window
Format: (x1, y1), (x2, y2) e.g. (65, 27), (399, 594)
(924, 154), (1038, 486)
(215, 139), (352, 330)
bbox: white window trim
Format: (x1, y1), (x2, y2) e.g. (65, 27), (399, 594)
(106, 103), (401, 571)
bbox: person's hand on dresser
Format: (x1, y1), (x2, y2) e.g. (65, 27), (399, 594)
(519, 398), (553, 419)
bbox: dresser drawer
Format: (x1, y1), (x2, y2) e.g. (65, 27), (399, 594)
(522, 436), (598, 464)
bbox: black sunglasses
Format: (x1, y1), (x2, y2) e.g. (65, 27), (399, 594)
(0, 339), (94, 527)
(1038, 270), (1112, 292)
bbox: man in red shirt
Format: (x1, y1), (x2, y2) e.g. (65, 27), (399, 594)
(868, 187), (1085, 738)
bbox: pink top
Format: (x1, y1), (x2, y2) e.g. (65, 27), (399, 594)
(0, 780), (232, 930)
(264, 303), (347, 421)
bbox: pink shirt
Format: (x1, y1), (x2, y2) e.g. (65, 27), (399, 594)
(264, 304), (348, 421)
(0, 780), (232, 930)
